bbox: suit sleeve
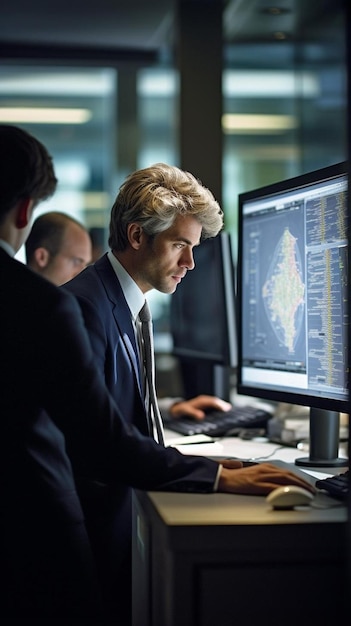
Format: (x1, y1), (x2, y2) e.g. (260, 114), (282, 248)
(43, 290), (219, 494)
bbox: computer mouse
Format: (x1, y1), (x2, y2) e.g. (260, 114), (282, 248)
(266, 485), (314, 510)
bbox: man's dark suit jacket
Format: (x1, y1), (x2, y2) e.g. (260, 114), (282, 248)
(0, 248), (218, 621)
(63, 253), (176, 620)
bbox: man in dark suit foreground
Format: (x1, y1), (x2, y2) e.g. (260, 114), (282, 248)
(0, 125), (314, 623)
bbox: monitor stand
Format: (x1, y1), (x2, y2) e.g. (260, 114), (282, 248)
(295, 408), (348, 468)
(213, 364), (231, 402)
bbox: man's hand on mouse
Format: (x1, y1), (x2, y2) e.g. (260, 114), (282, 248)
(170, 395), (232, 420)
(217, 461), (317, 496)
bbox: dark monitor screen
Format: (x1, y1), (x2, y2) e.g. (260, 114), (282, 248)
(237, 162), (348, 467)
(170, 232), (237, 399)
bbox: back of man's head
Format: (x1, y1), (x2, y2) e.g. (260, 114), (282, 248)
(0, 125), (57, 221)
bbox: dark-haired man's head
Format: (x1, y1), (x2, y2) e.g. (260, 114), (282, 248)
(0, 124), (58, 254)
(0, 124), (57, 220)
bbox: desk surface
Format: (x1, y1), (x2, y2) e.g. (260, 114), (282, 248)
(145, 489), (346, 527)
(159, 427), (348, 527)
(164, 427), (348, 476)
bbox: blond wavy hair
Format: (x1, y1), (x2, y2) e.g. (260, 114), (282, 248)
(108, 163), (224, 251)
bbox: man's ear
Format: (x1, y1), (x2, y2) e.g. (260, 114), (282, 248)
(128, 223), (144, 249)
(33, 247), (50, 269)
(15, 198), (33, 229)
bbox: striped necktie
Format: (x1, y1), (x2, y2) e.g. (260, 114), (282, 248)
(138, 301), (165, 446)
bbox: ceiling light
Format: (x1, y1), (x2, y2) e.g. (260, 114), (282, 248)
(223, 70), (319, 97)
(0, 107), (92, 124)
(222, 113), (298, 133)
(0, 70), (115, 96)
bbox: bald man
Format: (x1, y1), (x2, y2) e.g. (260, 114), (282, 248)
(25, 211), (92, 285)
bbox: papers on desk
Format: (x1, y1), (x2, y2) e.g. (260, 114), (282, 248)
(167, 434), (224, 456)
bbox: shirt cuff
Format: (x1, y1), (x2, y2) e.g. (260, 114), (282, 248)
(213, 464), (223, 492)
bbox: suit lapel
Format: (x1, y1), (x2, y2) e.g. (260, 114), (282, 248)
(94, 256), (144, 398)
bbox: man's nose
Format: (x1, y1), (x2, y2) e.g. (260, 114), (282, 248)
(180, 248), (195, 270)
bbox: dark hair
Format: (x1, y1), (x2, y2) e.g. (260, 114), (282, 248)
(0, 125), (57, 223)
(25, 211), (88, 263)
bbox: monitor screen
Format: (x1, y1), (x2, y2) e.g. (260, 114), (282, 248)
(237, 162), (348, 467)
(170, 231), (237, 400)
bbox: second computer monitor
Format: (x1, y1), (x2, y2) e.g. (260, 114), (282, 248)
(170, 231), (237, 400)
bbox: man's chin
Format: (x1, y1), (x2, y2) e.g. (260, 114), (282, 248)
(163, 282), (178, 294)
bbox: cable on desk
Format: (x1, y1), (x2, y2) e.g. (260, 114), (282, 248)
(237, 445), (288, 462)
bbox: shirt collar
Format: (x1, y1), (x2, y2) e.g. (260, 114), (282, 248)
(107, 250), (145, 320)
(0, 239), (16, 257)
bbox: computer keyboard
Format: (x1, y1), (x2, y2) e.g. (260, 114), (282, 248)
(315, 470), (349, 500)
(167, 405), (272, 437)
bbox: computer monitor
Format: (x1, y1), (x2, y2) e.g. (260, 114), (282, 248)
(237, 162), (349, 467)
(170, 231), (237, 401)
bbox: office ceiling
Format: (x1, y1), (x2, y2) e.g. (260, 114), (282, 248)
(0, 0), (344, 63)
(0, 0), (174, 58)
(1, 0), (346, 260)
